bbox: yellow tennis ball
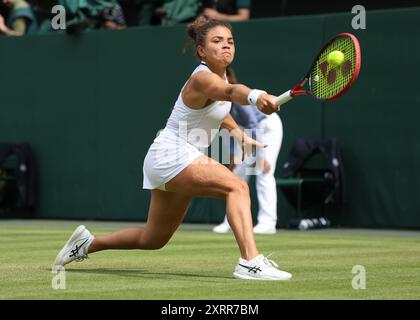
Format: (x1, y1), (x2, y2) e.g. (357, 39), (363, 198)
(327, 50), (345, 67)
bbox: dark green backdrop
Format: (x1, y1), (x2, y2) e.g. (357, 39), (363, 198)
(1, 8), (419, 227)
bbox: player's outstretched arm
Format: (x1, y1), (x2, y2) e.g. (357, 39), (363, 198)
(190, 71), (279, 115)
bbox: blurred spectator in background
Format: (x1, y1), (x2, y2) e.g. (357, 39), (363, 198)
(0, 0), (38, 36)
(201, 0), (250, 21)
(156, 0), (198, 26)
(132, 0), (165, 26)
(101, 3), (127, 30)
(58, 0), (126, 34)
(124, 0), (197, 27)
(30, 0), (57, 33)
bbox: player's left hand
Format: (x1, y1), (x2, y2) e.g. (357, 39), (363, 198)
(240, 133), (267, 161)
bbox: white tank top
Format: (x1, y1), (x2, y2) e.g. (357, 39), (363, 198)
(162, 63), (232, 149)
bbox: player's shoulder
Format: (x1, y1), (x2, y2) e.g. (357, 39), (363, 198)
(191, 63), (213, 76)
(189, 69), (217, 86)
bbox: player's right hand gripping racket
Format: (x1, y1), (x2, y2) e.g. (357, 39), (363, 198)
(274, 33), (361, 107)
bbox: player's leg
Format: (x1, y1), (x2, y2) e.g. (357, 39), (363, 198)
(54, 153), (291, 279)
(255, 114), (283, 232)
(53, 190), (191, 266)
(213, 141), (251, 233)
(166, 155), (291, 280)
(89, 190), (191, 252)
(165, 155), (258, 260)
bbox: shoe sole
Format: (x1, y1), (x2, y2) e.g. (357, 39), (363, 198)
(53, 225), (86, 268)
(212, 226), (231, 233)
(253, 231), (277, 234)
(233, 272), (291, 281)
(213, 229), (231, 233)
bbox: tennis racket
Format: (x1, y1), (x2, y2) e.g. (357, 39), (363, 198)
(275, 32), (361, 107)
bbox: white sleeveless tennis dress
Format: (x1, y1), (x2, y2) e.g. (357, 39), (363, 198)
(143, 63), (232, 190)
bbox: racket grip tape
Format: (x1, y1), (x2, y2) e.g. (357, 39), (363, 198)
(274, 90), (293, 106)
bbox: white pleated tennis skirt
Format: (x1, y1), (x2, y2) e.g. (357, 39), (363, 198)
(142, 130), (204, 190)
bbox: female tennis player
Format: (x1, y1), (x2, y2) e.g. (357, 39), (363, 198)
(54, 16), (292, 281)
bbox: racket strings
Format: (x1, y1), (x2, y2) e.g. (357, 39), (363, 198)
(310, 37), (356, 99)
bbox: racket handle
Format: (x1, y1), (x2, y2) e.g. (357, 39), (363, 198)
(274, 90), (293, 106)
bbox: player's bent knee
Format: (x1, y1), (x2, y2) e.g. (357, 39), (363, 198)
(138, 233), (170, 250)
(225, 177), (249, 196)
(239, 179), (250, 194)
(141, 238), (168, 250)
(233, 178), (249, 194)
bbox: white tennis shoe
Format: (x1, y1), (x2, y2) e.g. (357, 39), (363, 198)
(253, 224), (277, 234)
(212, 222), (231, 233)
(53, 225), (94, 267)
(214, 222), (277, 234)
(233, 254), (292, 281)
